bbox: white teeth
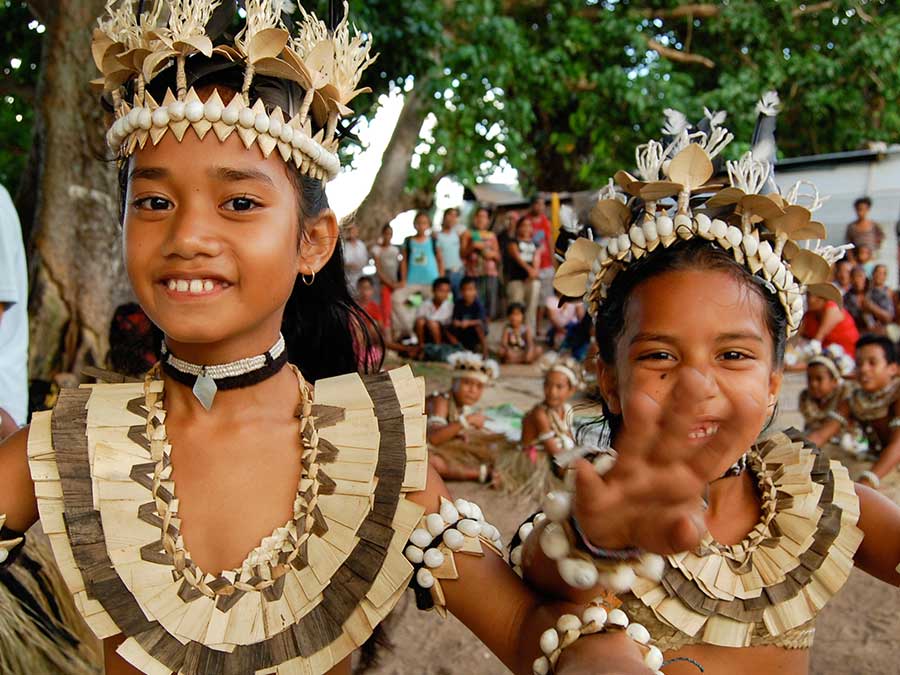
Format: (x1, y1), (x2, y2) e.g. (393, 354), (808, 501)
(167, 279), (219, 294)
(688, 424), (719, 440)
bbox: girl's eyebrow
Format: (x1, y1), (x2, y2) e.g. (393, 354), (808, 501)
(630, 333), (676, 345)
(716, 332), (764, 343)
(210, 166), (276, 187)
(129, 166), (168, 181)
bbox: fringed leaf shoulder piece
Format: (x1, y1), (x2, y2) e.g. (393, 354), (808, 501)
(27, 366), (428, 675)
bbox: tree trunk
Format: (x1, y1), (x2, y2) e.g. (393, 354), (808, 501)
(351, 86), (436, 242)
(25, 0), (131, 381)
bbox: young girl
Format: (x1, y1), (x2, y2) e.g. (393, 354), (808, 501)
(426, 352), (503, 483)
(809, 335), (900, 487)
(462, 206), (501, 320)
(498, 355), (581, 499)
(799, 345), (853, 436)
(500, 303), (542, 364)
(521, 104), (900, 675)
(0, 4), (679, 674)
(371, 224), (400, 335)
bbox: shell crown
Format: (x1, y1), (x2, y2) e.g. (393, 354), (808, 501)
(93, 0), (376, 181)
(447, 352), (500, 381)
(554, 93), (846, 338)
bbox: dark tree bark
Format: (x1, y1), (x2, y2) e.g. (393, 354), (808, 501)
(24, 0), (131, 381)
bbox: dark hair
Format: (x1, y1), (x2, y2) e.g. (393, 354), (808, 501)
(357, 275), (374, 287)
(432, 276), (451, 291)
(856, 334), (897, 364)
(381, 223), (393, 235)
(854, 196), (873, 208)
(507, 302), (525, 316)
(108, 303), (163, 377)
(116, 56), (382, 382)
(874, 263), (887, 274)
(594, 240), (788, 434)
(460, 276), (477, 289)
(414, 210), (431, 224)
(443, 207), (459, 218)
(530, 194), (545, 206)
(474, 205), (492, 218)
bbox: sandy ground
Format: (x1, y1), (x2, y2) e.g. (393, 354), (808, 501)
(369, 359), (900, 675)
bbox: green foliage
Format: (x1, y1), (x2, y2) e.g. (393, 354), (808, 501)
(1, 0), (898, 198)
(0, 0), (41, 196)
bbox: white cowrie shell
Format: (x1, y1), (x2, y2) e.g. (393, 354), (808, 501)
(617, 233), (631, 255)
(694, 212), (712, 234)
(629, 225), (646, 248)
(711, 218), (728, 239)
(726, 225), (743, 248)
(742, 232), (759, 257)
(642, 218), (659, 241)
(607, 239), (619, 256)
(656, 215), (674, 237)
(674, 213), (693, 238)
(185, 100), (204, 123)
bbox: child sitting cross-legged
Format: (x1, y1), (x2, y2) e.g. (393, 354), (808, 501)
(500, 302), (543, 364)
(799, 344), (853, 438)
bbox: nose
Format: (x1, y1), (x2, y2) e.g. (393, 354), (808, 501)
(160, 197), (223, 260)
(674, 365), (719, 403)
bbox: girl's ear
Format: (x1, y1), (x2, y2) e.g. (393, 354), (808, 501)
(598, 359), (622, 415)
(299, 209), (339, 276)
(768, 368), (784, 410)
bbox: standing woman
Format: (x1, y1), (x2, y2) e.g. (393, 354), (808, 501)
(0, 3), (682, 675)
(462, 206), (501, 320)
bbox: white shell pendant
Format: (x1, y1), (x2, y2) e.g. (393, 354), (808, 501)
(192, 369), (217, 410)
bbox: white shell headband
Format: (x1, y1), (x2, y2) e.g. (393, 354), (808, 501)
(554, 93), (846, 339)
(94, 0), (375, 182)
(448, 352), (500, 384)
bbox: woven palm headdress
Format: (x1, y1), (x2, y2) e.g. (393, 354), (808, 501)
(554, 93), (846, 338)
(93, 0), (375, 181)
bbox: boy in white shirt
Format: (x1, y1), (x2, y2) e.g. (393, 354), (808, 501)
(414, 276), (453, 347)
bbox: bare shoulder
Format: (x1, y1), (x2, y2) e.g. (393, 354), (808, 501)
(426, 393), (449, 416)
(0, 425), (39, 531)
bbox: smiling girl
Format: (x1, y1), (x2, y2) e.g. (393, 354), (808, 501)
(521, 102), (900, 675)
(0, 2), (694, 674)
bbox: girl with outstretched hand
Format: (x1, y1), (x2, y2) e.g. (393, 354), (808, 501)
(518, 101), (900, 675)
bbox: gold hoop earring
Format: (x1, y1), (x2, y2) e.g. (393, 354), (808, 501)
(301, 271), (315, 286)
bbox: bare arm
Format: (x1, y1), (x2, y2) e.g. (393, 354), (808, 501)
(399, 249), (409, 284)
(807, 399), (848, 448)
(869, 399), (900, 479)
(0, 426), (39, 533)
(523, 407), (563, 457)
(408, 465), (650, 674)
(854, 483), (900, 585)
(435, 246), (445, 277)
(426, 395), (483, 445)
(812, 304), (844, 342)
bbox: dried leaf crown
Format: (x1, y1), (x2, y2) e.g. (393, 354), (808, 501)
(447, 352), (500, 382)
(93, 0), (376, 181)
(554, 95), (845, 338)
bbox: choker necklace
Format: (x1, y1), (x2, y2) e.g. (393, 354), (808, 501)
(161, 334), (288, 410)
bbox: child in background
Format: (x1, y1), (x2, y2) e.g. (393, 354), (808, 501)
(356, 276), (383, 325)
(499, 355), (581, 499)
(799, 345), (853, 436)
(414, 276), (454, 348)
(506, 216), (542, 331)
(462, 206), (501, 319)
(499, 303), (542, 364)
(394, 211), (445, 339)
(372, 223), (401, 335)
(809, 334), (900, 487)
(435, 207), (464, 295)
(448, 276), (488, 356)
(856, 243), (876, 276)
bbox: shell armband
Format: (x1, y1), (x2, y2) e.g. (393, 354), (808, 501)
(405, 497), (503, 615)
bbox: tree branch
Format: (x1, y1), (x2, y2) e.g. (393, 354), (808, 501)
(645, 38), (715, 68)
(792, 2), (835, 17)
(640, 4), (720, 20)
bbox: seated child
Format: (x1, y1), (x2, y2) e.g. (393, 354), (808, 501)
(447, 276), (488, 356)
(426, 352), (503, 482)
(810, 334), (900, 487)
(799, 345), (853, 436)
(497, 354), (581, 499)
(356, 275), (383, 324)
(414, 276), (453, 349)
(500, 303), (542, 364)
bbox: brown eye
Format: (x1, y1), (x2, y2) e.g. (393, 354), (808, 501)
(133, 196), (172, 210)
(223, 196), (259, 212)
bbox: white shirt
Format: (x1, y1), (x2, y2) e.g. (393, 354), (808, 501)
(343, 238), (370, 290)
(416, 299), (453, 325)
(0, 185), (28, 425)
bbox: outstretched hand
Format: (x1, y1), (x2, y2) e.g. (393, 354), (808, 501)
(573, 368), (747, 555)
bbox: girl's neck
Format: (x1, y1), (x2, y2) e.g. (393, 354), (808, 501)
(705, 469), (759, 545)
(414, 232), (428, 241)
